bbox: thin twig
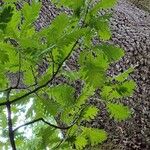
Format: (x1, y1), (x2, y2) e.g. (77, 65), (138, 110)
(14, 117), (74, 133)
(50, 51), (55, 76)
(52, 106), (86, 150)
(52, 139), (65, 150)
(0, 83), (37, 93)
(15, 52), (22, 88)
(30, 65), (38, 86)
(14, 106), (85, 133)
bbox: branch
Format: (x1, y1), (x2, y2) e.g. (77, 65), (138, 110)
(52, 139), (65, 150)
(14, 105), (85, 133)
(50, 51), (55, 76)
(0, 87), (12, 93)
(6, 88), (17, 150)
(52, 106), (87, 150)
(30, 65), (38, 86)
(14, 117), (75, 133)
(0, 0), (89, 107)
(0, 42), (78, 107)
(0, 83), (37, 93)
(15, 52), (22, 88)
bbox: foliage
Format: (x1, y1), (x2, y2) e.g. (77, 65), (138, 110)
(0, 0), (135, 149)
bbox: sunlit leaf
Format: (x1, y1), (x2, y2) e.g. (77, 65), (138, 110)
(107, 103), (131, 121)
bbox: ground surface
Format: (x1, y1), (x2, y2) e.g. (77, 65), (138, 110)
(93, 0), (150, 149)
(129, 0), (150, 12)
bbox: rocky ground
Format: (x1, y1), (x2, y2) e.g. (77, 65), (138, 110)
(129, 0), (150, 12)
(92, 0), (150, 149)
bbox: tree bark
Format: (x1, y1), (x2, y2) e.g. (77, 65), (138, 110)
(6, 89), (17, 150)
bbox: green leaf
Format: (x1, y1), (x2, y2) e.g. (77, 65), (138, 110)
(97, 0), (117, 9)
(20, 27), (38, 49)
(38, 67), (53, 86)
(101, 80), (136, 100)
(0, 110), (7, 128)
(52, 0), (84, 11)
(98, 21), (111, 40)
(50, 43), (74, 64)
(83, 106), (99, 121)
(22, 1), (41, 25)
(0, 5), (14, 31)
(36, 126), (61, 149)
(61, 107), (75, 124)
(98, 44), (124, 62)
(62, 70), (81, 81)
(91, 0), (117, 15)
(114, 67), (134, 82)
(107, 103), (131, 121)
(88, 15), (112, 40)
(5, 8), (21, 38)
(51, 13), (70, 33)
(77, 85), (95, 107)
(0, 42), (19, 72)
(22, 61), (35, 85)
(116, 80), (136, 97)
(3, 0), (17, 2)
(0, 74), (7, 88)
(41, 97), (60, 116)
(75, 136), (87, 150)
(68, 125), (79, 136)
(48, 84), (75, 107)
(83, 127), (107, 146)
(101, 85), (121, 100)
(57, 28), (89, 48)
(79, 50), (109, 87)
(0, 49), (9, 64)
(42, 13), (70, 46)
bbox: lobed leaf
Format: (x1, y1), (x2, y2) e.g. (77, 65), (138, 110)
(76, 85), (95, 107)
(107, 103), (131, 121)
(75, 136), (87, 150)
(114, 67), (134, 82)
(22, 0), (41, 25)
(90, 0), (117, 15)
(48, 84), (75, 107)
(79, 50), (109, 87)
(98, 44), (124, 62)
(88, 15), (112, 40)
(0, 5), (14, 31)
(101, 80), (136, 100)
(83, 106), (99, 121)
(85, 127), (107, 146)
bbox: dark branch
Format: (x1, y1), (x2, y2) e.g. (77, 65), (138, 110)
(6, 88), (17, 150)
(0, 41), (78, 107)
(14, 106), (85, 133)
(0, 1), (89, 107)
(13, 117), (75, 133)
(0, 83), (37, 93)
(52, 139), (64, 150)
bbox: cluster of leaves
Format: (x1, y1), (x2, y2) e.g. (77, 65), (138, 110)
(0, 0), (135, 149)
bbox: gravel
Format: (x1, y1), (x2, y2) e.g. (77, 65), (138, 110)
(93, 0), (150, 149)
